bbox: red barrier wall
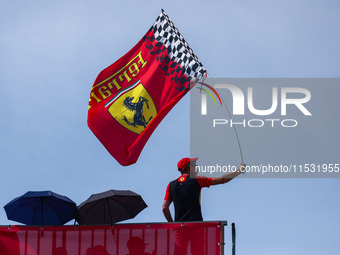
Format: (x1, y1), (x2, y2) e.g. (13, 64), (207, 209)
(0, 222), (225, 255)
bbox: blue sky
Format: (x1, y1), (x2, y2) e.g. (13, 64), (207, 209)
(1, 1), (339, 255)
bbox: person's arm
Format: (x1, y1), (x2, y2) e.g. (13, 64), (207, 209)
(162, 200), (173, 222)
(211, 163), (246, 185)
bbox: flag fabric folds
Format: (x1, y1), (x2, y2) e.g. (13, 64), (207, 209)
(88, 9), (206, 166)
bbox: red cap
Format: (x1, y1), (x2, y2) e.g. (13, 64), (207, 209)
(177, 157), (198, 172)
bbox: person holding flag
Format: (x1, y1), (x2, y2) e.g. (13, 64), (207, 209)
(162, 158), (245, 255)
(163, 158), (246, 222)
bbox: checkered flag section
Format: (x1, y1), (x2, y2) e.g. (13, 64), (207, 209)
(144, 9), (206, 91)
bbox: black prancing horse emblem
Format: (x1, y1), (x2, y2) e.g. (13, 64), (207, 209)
(122, 96), (153, 128)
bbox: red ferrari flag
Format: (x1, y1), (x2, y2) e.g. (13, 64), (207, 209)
(88, 10), (206, 166)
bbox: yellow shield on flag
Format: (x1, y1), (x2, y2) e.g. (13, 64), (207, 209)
(107, 81), (157, 135)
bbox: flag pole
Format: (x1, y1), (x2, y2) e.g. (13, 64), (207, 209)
(205, 74), (244, 164)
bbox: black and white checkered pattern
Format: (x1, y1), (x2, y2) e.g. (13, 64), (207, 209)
(145, 10), (206, 82)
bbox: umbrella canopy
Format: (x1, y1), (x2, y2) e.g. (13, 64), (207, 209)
(4, 190), (76, 226)
(74, 189), (147, 225)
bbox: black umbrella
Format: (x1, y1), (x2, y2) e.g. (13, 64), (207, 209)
(4, 190), (76, 226)
(74, 189), (147, 225)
